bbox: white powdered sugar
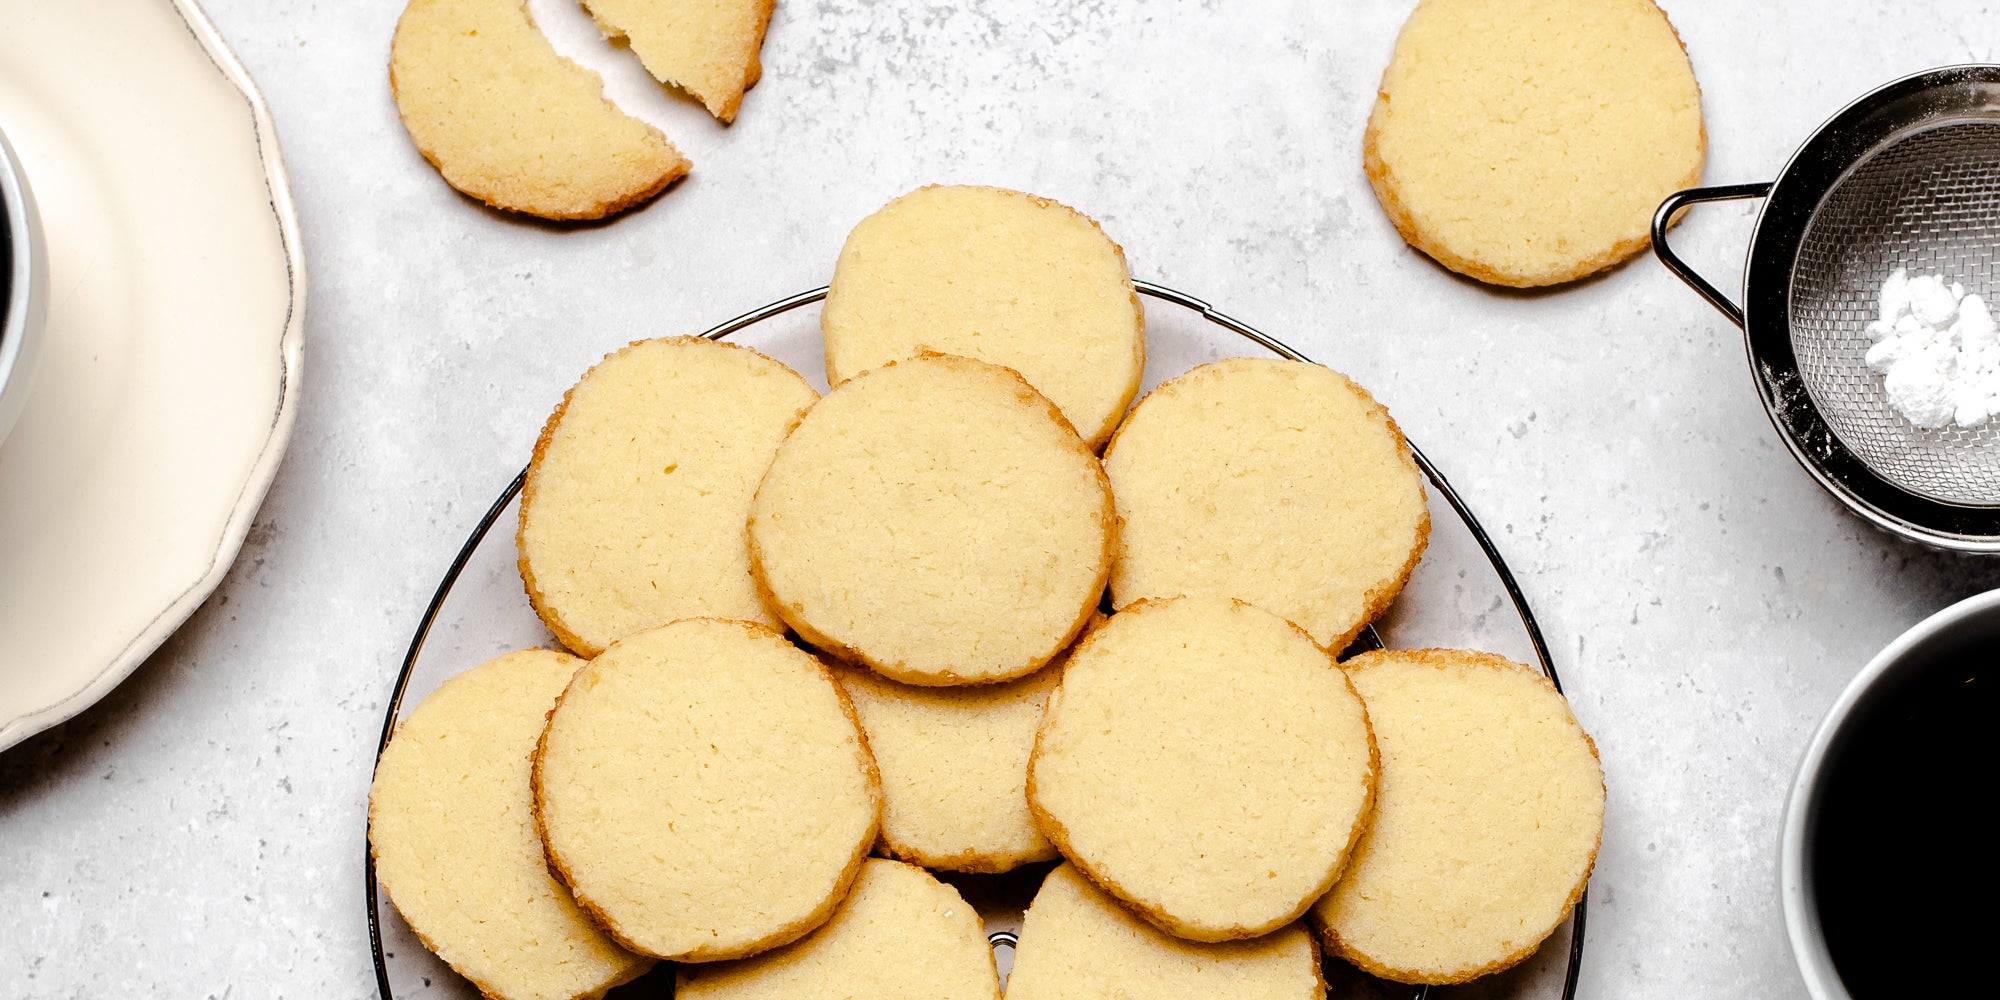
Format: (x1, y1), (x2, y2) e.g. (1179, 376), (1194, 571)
(1865, 268), (2000, 429)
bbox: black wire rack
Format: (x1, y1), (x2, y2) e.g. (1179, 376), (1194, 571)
(366, 281), (1587, 1000)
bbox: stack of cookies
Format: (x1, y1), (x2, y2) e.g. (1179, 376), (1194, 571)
(368, 184), (1606, 999)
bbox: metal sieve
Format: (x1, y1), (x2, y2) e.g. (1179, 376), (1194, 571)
(1655, 65), (2000, 551)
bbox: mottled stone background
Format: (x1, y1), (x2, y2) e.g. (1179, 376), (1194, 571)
(4, 0), (1997, 995)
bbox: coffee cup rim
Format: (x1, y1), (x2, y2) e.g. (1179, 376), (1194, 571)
(1779, 587), (2000, 999)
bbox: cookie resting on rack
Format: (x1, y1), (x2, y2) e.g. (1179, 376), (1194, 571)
(832, 623), (1085, 873)
(518, 336), (817, 657)
(1006, 863), (1326, 1000)
(1104, 357), (1428, 653)
(1312, 648), (1604, 984)
(1027, 596), (1378, 942)
(532, 618), (882, 963)
(821, 185), (1145, 451)
(749, 353), (1114, 686)
(369, 649), (654, 1000)
(675, 859), (1003, 1000)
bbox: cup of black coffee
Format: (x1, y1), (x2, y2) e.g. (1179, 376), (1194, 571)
(1781, 590), (1997, 999)
(1, 116), (49, 446)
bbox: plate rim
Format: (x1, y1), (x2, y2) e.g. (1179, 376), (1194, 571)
(0, 0), (307, 751)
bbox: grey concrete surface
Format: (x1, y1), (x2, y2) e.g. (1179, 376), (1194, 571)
(5, 0), (1999, 996)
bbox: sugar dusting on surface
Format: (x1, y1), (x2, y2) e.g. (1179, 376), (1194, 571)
(1865, 268), (2000, 429)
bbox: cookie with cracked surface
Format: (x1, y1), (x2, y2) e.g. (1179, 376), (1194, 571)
(576, 0), (775, 123)
(389, 0), (689, 219)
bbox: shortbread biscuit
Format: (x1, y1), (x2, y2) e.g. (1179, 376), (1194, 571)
(1028, 596), (1377, 942)
(369, 649), (653, 1000)
(518, 337), (818, 657)
(1104, 358), (1427, 652)
(1007, 863), (1325, 1000)
(578, 0), (774, 123)
(533, 619), (882, 962)
(1313, 649), (1604, 984)
(1364, 0), (1705, 286)
(749, 353), (1114, 686)
(835, 635), (1080, 873)
(676, 859), (1003, 1000)
(389, 0), (689, 219)
(821, 186), (1145, 450)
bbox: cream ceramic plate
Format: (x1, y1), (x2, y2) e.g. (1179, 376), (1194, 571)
(0, 0), (305, 751)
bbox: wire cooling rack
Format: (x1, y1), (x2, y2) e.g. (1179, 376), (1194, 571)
(365, 280), (1587, 1000)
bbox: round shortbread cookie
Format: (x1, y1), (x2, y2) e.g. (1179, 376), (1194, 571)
(821, 185), (1145, 450)
(533, 619), (882, 962)
(1364, 0), (1705, 287)
(1007, 863), (1325, 1000)
(676, 859), (1003, 1000)
(1312, 649), (1604, 984)
(835, 635), (1078, 873)
(389, 0), (690, 220)
(369, 649), (653, 1000)
(1104, 358), (1428, 652)
(749, 353), (1114, 686)
(518, 337), (818, 657)
(1028, 596), (1378, 942)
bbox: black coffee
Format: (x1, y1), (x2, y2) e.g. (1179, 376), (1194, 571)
(1810, 649), (1995, 997)
(1, 196), (13, 321)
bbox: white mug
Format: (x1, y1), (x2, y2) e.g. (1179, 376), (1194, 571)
(1779, 588), (1998, 998)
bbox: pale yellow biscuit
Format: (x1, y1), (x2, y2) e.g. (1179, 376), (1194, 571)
(1364, 0), (1705, 286)
(1007, 863), (1326, 1000)
(675, 859), (1003, 1000)
(389, 0), (689, 220)
(518, 337), (818, 657)
(1104, 357), (1427, 652)
(1028, 596), (1378, 942)
(749, 353), (1114, 686)
(835, 644), (1074, 873)
(369, 649), (653, 1000)
(578, 0), (774, 123)
(821, 186), (1145, 450)
(533, 619), (882, 962)
(1312, 649), (1604, 984)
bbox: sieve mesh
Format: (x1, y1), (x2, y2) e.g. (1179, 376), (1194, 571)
(1792, 119), (2000, 506)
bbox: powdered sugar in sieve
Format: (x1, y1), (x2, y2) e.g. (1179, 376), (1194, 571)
(1789, 119), (2000, 506)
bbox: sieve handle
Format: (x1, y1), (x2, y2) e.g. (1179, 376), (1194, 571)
(1651, 182), (1773, 329)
